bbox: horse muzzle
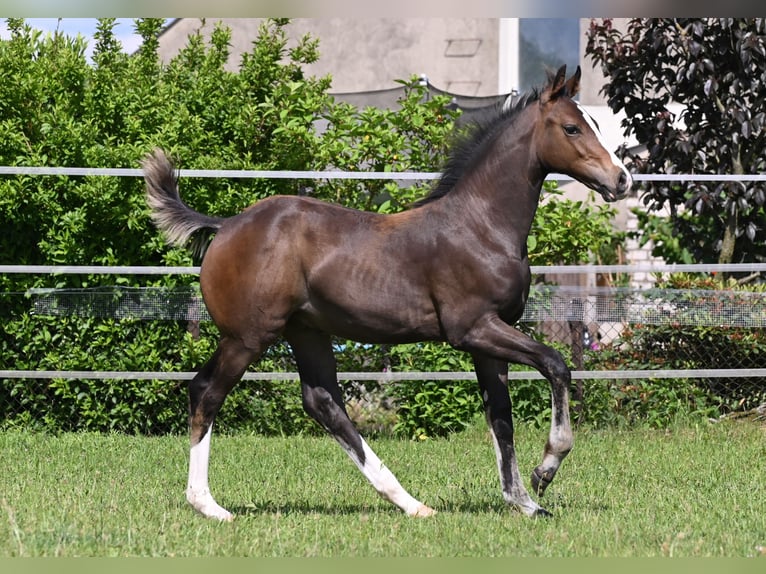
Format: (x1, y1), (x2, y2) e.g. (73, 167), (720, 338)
(595, 170), (632, 202)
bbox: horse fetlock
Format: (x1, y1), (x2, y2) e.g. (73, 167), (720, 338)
(509, 496), (549, 518)
(501, 482), (545, 518)
(531, 465), (556, 496)
(546, 436), (573, 459)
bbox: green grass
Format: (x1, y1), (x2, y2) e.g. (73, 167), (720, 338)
(1, 420), (764, 557)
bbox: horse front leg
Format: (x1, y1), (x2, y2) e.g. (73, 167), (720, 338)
(472, 352), (551, 517)
(462, 314), (574, 514)
(530, 352), (574, 499)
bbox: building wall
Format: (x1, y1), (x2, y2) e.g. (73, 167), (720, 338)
(156, 19), (633, 147)
(157, 18), (630, 99)
(577, 18), (633, 106)
(158, 18), (501, 97)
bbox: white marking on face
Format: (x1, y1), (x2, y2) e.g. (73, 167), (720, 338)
(502, 93), (514, 113)
(576, 103), (632, 184)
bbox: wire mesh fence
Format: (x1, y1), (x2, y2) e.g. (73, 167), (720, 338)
(2, 264), (765, 434)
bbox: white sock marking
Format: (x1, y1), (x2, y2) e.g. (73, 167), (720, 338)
(186, 424), (233, 521)
(487, 426), (541, 516)
(343, 437), (431, 516)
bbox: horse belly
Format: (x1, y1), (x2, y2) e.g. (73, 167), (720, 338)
(296, 282), (442, 344)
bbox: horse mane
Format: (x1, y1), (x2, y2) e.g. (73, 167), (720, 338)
(412, 88), (541, 208)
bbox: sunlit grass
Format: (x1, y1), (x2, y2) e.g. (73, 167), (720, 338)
(1, 420), (764, 556)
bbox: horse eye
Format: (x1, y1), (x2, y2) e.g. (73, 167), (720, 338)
(563, 125), (580, 136)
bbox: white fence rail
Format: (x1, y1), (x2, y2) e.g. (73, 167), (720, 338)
(2, 165), (765, 383)
(3, 165), (766, 182)
(2, 369), (766, 382)
(2, 262), (766, 276)
(2, 263), (766, 382)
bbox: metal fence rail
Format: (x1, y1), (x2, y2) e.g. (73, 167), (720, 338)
(3, 165), (766, 182)
(3, 369), (766, 381)
(2, 263), (766, 382)
(3, 262), (766, 276)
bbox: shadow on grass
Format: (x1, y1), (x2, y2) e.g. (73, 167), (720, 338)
(228, 501), (396, 517)
(226, 492), (602, 517)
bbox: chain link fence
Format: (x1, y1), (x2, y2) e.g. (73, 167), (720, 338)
(2, 264), (765, 434)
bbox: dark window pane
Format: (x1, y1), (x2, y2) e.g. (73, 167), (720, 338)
(519, 19), (580, 93)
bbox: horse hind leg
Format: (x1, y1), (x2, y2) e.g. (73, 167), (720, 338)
(186, 336), (260, 521)
(285, 325), (435, 517)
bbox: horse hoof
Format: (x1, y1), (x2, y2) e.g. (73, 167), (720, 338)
(531, 467), (552, 496)
(198, 505), (234, 521)
(187, 491), (234, 521)
(534, 507), (553, 519)
(413, 504), (437, 517)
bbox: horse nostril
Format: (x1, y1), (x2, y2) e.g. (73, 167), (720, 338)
(617, 171), (631, 194)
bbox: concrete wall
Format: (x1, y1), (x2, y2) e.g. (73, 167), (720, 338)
(577, 18), (633, 106)
(158, 18), (501, 97)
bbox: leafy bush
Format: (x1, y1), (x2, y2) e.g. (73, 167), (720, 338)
(385, 343), (479, 439)
(1, 315), (189, 433)
(528, 186), (625, 266)
(586, 18), (766, 265)
(577, 376), (721, 429)
(0, 18), (627, 437)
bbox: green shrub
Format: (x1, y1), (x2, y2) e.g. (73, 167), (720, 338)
(0, 19), (627, 437)
(0, 314), (190, 433)
(577, 376), (721, 429)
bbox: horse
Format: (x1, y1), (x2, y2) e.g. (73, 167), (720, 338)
(142, 65), (632, 521)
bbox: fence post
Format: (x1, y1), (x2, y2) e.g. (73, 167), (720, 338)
(568, 298), (585, 422)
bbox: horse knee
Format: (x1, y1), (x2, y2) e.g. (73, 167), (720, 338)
(541, 347), (570, 384)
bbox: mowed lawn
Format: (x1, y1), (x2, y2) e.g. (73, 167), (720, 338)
(1, 420), (764, 557)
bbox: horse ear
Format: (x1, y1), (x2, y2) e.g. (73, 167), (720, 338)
(564, 66), (581, 98)
(542, 65), (568, 103)
(551, 65), (567, 93)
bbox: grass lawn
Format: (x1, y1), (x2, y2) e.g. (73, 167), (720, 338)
(1, 419), (764, 557)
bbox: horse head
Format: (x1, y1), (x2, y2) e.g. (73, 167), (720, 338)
(536, 65), (632, 202)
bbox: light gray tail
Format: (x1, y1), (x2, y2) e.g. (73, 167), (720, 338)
(142, 148), (224, 261)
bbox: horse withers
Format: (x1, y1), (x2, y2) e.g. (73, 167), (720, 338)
(143, 65), (631, 520)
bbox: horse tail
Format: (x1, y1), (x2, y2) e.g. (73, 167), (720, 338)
(142, 148), (225, 261)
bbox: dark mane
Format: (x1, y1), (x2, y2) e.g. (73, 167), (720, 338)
(412, 88), (541, 208)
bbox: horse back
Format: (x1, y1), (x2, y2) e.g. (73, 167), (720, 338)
(198, 195), (444, 343)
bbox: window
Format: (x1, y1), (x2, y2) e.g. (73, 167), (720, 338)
(499, 19), (581, 95)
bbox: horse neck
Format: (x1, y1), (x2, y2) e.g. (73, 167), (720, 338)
(439, 111), (547, 255)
